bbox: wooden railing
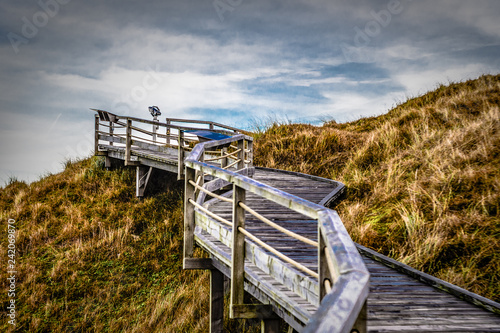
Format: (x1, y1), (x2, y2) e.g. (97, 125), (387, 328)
(94, 108), (369, 331)
(93, 109), (246, 178)
(184, 135), (370, 332)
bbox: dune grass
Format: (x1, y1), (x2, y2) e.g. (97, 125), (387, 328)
(253, 74), (500, 302)
(0, 158), (215, 332)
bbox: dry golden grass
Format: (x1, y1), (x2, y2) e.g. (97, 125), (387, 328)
(254, 74), (500, 302)
(0, 158), (215, 332)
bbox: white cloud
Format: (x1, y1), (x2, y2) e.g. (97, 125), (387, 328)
(1, 0), (500, 184)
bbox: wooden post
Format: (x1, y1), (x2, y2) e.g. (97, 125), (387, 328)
(196, 151), (205, 189)
(109, 120), (114, 146)
(209, 123), (214, 131)
(261, 319), (280, 333)
(166, 119), (171, 146)
(351, 301), (367, 333)
(237, 139), (245, 170)
(177, 130), (185, 180)
(230, 184), (246, 318)
(136, 166), (152, 198)
(210, 269), (224, 333)
(318, 229), (333, 302)
(125, 119), (132, 166)
(221, 147), (228, 169)
(94, 114), (99, 154)
(246, 139), (253, 168)
(105, 156), (112, 169)
(152, 117), (157, 144)
(183, 166), (196, 262)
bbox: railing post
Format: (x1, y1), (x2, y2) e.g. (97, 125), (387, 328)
(351, 301), (367, 333)
(221, 147), (228, 169)
(94, 114), (99, 154)
(152, 116), (158, 144)
(177, 130), (185, 180)
(246, 139), (253, 168)
(109, 120), (114, 146)
(125, 119), (132, 166)
(318, 226), (338, 302)
(209, 123), (214, 131)
(183, 165), (196, 262)
(166, 119), (171, 146)
(197, 151), (205, 189)
(261, 318), (280, 333)
(230, 184), (246, 318)
(237, 138), (245, 170)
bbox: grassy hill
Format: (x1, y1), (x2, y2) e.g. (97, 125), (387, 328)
(0, 160), (215, 332)
(254, 74), (500, 302)
(1, 74), (498, 332)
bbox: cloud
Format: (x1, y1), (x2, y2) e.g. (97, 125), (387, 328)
(1, 0), (500, 184)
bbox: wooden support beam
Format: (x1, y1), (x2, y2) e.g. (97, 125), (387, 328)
(351, 300), (367, 333)
(183, 258), (214, 270)
(231, 304), (277, 320)
(211, 269), (224, 333)
(105, 156), (112, 169)
(261, 318), (280, 333)
(136, 166), (153, 198)
(230, 184), (246, 318)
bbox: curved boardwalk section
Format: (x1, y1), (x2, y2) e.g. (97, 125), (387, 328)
(199, 167), (500, 332)
(93, 110), (500, 333)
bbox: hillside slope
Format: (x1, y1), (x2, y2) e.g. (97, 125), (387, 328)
(0, 160), (214, 332)
(254, 74), (500, 301)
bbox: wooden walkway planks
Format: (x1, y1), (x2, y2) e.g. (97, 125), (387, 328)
(364, 255), (500, 332)
(96, 140), (500, 332)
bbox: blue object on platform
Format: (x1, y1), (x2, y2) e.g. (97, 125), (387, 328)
(184, 130), (232, 141)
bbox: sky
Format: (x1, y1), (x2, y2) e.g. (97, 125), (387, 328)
(0, 0), (499, 185)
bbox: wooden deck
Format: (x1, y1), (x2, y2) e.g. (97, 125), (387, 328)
(94, 111), (500, 333)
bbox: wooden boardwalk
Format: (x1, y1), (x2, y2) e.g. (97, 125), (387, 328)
(94, 110), (500, 333)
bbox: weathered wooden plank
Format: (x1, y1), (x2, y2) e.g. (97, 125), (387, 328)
(358, 244), (500, 315)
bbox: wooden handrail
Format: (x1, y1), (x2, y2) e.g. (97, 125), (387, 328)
(91, 108), (242, 135)
(184, 132), (369, 333)
(165, 117), (243, 133)
(188, 179), (233, 203)
(237, 226), (319, 278)
(239, 202), (318, 247)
